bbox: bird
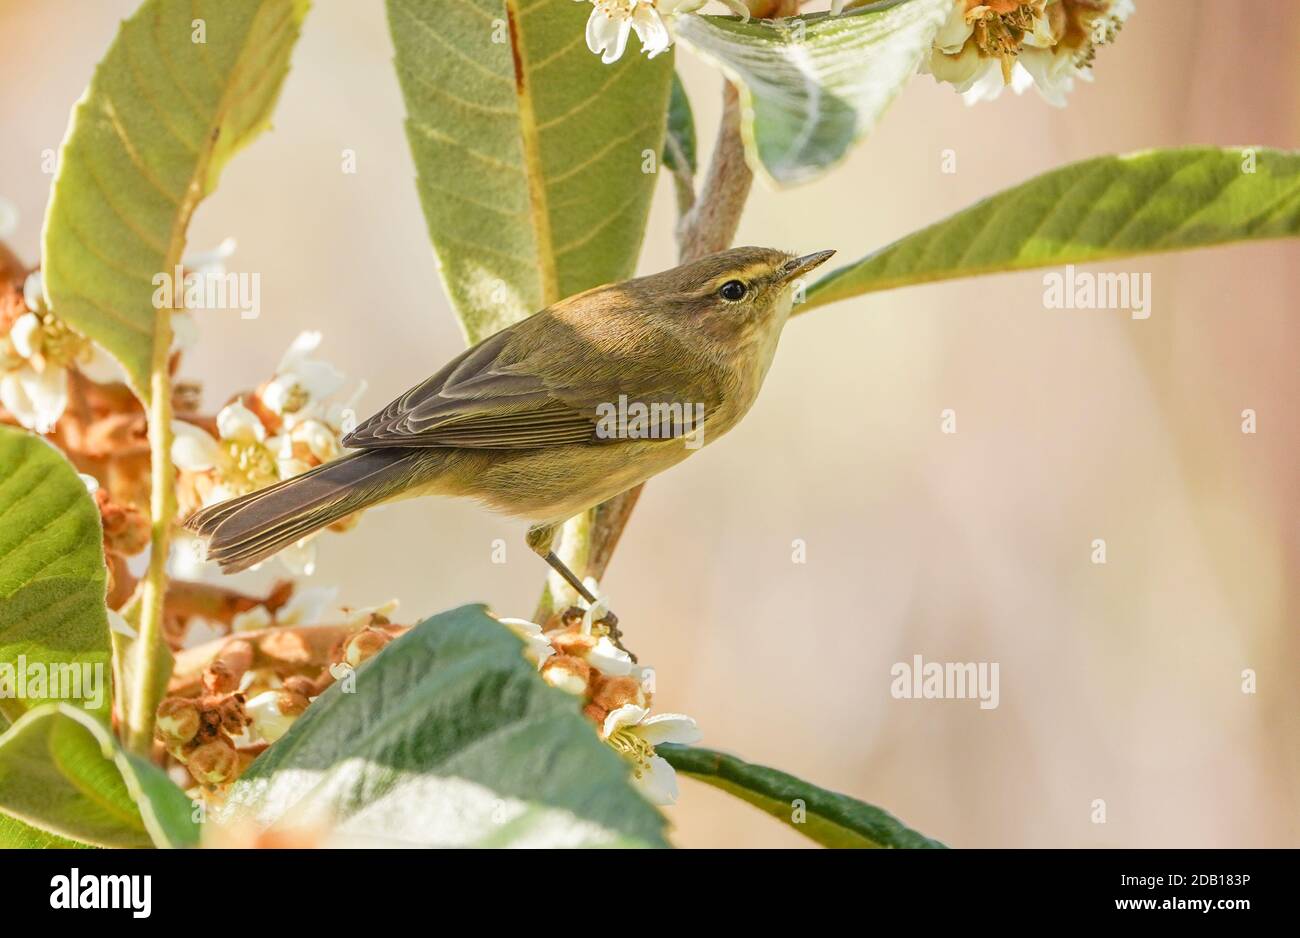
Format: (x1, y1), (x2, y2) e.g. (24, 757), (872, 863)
(184, 246), (835, 614)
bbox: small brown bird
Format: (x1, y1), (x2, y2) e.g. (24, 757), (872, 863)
(185, 247), (835, 606)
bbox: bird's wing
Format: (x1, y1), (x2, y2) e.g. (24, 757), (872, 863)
(345, 313), (708, 450)
(342, 325), (595, 449)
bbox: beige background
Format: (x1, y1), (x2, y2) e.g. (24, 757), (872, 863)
(2, 1), (1297, 847)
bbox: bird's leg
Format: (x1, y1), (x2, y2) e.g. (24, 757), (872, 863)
(526, 522), (625, 648)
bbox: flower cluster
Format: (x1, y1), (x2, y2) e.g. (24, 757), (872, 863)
(157, 604), (404, 797)
(171, 331), (362, 575)
(503, 586), (701, 805)
(919, 0), (1133, 106)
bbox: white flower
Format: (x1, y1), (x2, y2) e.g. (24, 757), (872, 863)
(960, 59), (1034, 105)
(577, 0), (723, 64)
(498, 617), (556, 667)
(244, 690), (297, 743)
(9, 313), (42, 359)
(587, 635), (633, 676)
(171, 420), (223, 472)
(216, 401), (266, 443)
(261, 331), (346, 421)
(1, 363), (68, 434)
(922, 0), (1132, 107)
(0, 275), (74, 433)
(601, 704), (701, 805)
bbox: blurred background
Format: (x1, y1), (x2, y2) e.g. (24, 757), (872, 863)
(1, 0), (1296, 847)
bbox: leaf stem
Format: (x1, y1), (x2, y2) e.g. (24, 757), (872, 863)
(125, 312), (177, 754)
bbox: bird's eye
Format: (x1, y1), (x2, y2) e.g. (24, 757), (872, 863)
(719, 280), (747, 301)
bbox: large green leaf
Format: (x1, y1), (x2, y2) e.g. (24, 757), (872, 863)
(0, 427), (111, 724)
(802, 146), (1300, 312)
(220, 604), (669, 847)
(41, 0), (310, 400)
(0, 703), (198, 848)
(675, 0), (950, 187)
(660, 745), (944, 848)
(387, 0), (673, 343)
(0, 810), (93, 848)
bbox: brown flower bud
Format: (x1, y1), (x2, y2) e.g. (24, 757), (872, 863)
(276, 689), (311, 717)
(540, 655), (591, 697)
(186, 738), (240, 787)
(281, 675), (318, 698)
(582, 703), (608, 727)
(548, 629), (597, 658)
(155, 697), (200, 745)
(342, 627), (391, 668)
(215, 694), (251, 736)
(590, 674), (645, 712)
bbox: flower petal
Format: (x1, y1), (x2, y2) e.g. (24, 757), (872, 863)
(277, 330), (323, 372)
(635, 712), (702, 746)
(9, 364), (68, 433)
(245, 690), (297, 744)
(217, 401), (267, 443)
(601, 703), (648, 739)
(9, 313), (43, 359)
(586, 635), (633, 676)
(633, 754), (680, 805)
(171, 421), (222, 470)
(631, 6), (672, 58)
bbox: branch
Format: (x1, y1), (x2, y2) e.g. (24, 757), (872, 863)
(678, 80), (754, 262)
(124, 312), (177, 754)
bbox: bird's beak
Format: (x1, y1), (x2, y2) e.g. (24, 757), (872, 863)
(778, 250), (836, 284)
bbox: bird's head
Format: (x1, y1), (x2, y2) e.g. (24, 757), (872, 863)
(630, 246), (836, 345)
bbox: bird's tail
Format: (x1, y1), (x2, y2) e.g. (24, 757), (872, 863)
(184, 449), (429, 573)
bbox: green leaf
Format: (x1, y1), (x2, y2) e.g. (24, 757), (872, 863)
(675, 0), (950, 187)
(659, 745), (945, 848)
(0, 427), (111, 724)
(663, 71), (696, 178)
(41, 0), (310, 401)
(0, 809), (93, 848)
(0, 703), (199, 848)
(387, 0), (673, 344)
(221, 604), (669, 847)
(802, 146), (1300, 312)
